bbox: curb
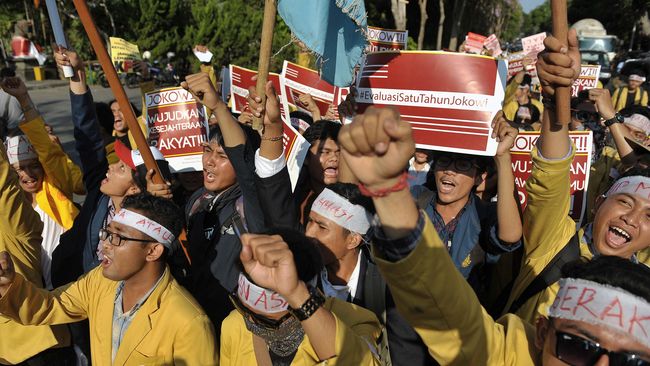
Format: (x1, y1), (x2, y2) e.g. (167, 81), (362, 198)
(26, 80), (70, 91)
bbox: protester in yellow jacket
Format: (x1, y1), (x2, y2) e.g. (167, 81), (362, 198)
(0, 193), (218, 366)
(0, 139), (71, 365)
(335, 96), (650, 365)
(611, 72), (648, 111)
(219, 231), (381, 366)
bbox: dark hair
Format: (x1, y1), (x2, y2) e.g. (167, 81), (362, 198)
(0, 67), (16, 78)
(521, 74), (532, 86)
(108, 99), (141, 117)
(132, 159), (173, 192)
(121, 192), (184, 250)
(562, 256), (650, 301)
(208, 123), (261, 150)
(289, 110), (314, 129)
(264, 228), (324, 282)
(94, 102), (114, 137)
(303, 120), (341, 145)
(325, 182), (376, 215)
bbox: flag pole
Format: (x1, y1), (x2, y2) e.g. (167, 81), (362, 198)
(551, 0), (570, 125)
(71, 0), (164, 184)
(252, 0), (277, 132)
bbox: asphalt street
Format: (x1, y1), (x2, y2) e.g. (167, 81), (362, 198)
(28, 83), (142, 164)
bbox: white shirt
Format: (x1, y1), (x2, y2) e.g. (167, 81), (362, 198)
(34, 204), (65, 289)
(254, 149), (287, 178)
(320, 251), (362, 302)
(408, 157), (431, 187)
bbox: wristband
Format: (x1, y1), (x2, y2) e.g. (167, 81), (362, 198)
(261, 135), (284, 142)
(358, 171), (409, 198)
(288, 286), (325, 321)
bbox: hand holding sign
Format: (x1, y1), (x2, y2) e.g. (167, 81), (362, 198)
(339, 107), (415, 190)
(246, 77), (282, 130)
(53, 46), (84, 79)
(587, 88), (616, 120)
(239, 234), (305, 307)
(491, 111), (519, 157)
(0, 252), (16, 295)
(145, 169), (172, 199)
(536, 29), (581, 97)
(182, 72), (221, 111)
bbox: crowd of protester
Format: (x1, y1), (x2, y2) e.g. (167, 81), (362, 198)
(0, 22), (648, 366)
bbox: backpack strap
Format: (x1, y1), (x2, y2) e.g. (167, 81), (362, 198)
(363, 261), (387, 323)
(507, 232), (581, 314)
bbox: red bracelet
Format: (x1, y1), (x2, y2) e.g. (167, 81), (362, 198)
(358, 171), (409, 198)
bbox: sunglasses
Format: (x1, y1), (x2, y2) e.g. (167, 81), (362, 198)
(555, 331), (650, 366)
(434, 156), (478, 172)
(228, 294), (292, 330)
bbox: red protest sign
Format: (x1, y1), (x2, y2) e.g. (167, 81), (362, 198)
(280, 61), (336, 116)
(465, 32), (487, 54)
(229, 64), (310, 190)
(367, 26), (408, 52)
(355, 51), (507, 155)
(484, 34), (502, 57)
(572, 65), (601, 97)
(510, 131), (593, 222)
(145, 87), (209, 172)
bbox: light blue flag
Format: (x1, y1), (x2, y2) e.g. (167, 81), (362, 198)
(278, 0), (368, 87)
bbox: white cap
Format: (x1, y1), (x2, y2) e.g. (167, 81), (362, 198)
(624, 114), (650, 135)
(5, 135), (37, 164)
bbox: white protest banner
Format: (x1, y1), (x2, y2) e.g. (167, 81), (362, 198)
(521, 32), (546, 57)
(45, 0), (73, 77)
(109, 37), (141, 73)
(145, 87), (209, 172)
(367, 26), (408, 52)
(465, 32), (487, 54)
(572, 65), (601, 97)
(356, 51), (507, 155)
(280, 60), (336, 117)
(483, 34), (502, 57)
(230, 65), (310, 190)
(510, 131), (593, 222)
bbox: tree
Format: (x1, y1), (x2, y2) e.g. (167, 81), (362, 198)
(568, 0), (650, 46)
(391, 0), (408, 30)
(436, 0), (445, 50)
(417, 0), (428, 50)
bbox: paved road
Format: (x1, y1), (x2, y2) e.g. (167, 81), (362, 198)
(28, 84), (142, 163)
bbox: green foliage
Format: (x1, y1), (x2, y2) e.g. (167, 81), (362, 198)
(521, 1), (552, 36)
(568, 0), (650, 45)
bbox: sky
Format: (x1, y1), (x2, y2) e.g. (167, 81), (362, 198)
(519, 0), (546, 13)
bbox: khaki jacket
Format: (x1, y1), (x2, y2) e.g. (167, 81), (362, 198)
(0, 142), (70, 364)
(0, 266), (219, 366)
(373, 216), (540, 365)
(220, 298), (381, 366)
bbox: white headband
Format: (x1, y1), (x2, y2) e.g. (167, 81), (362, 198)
(311, 188), (373, 234)
(5, 135), (37, 164)
(549, 278), (650, 348)
(112, 209), (175, 248)
(629, 74), (647, 82)
(624, 114), (650, 135)
(606, 176), (650, 200)
(237, 272), (289, 314)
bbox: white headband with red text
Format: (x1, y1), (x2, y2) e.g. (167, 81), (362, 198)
(606, 176), (650, 200)
(237, 272), (289, 314)
(548, 278), (650, 348)
(112, 209), (175, 247)
(311, 188), (372, 234)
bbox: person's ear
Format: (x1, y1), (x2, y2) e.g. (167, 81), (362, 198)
(345, 232), (363, 250)
(535, 317), (551, 351)
(145, 243), (165, 262)
(127, 184), (141, 195)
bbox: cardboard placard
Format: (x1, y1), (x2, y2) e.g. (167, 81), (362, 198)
(572, 65), (601, 97)
(484, 34), (502, 57)
(280, 61), (337, 116)
(465, 32), (487, 54)
(355, 51), (507, 156)
(229, 64), (310, 190)
(109, 37), (141, 73)
(145, 87), (209, 172)
(367, 26), (408, 52)
(510, 131), (593, 222)
(521, 32), (547, 58)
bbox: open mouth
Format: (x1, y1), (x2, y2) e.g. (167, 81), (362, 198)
(323, 166), (338, 178)
(204, 169), (216, 183)
(101, 256), (112, 268)
(21, 178), (38, 189)
(606, 225), (632, 249)
(438, 178), (456, 194)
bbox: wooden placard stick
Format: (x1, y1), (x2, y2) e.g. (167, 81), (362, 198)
(551, 0), (570, 125)
(72, 0), (164, 184)
(252, 0), (277, 132)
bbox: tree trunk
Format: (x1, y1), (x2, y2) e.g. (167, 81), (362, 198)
(448, 0), (466, 51)
(417, 0), (428, 49)
(391, 0), (408, 30)
(435, 0), (445, 50)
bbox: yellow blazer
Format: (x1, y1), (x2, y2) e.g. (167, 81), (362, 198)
(0, 142), (70, 364)
(20, 116), (85, 230)
(0, 266), (219, 366)
(220, 298), (381, 366)
(373, 216), (540, 365)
